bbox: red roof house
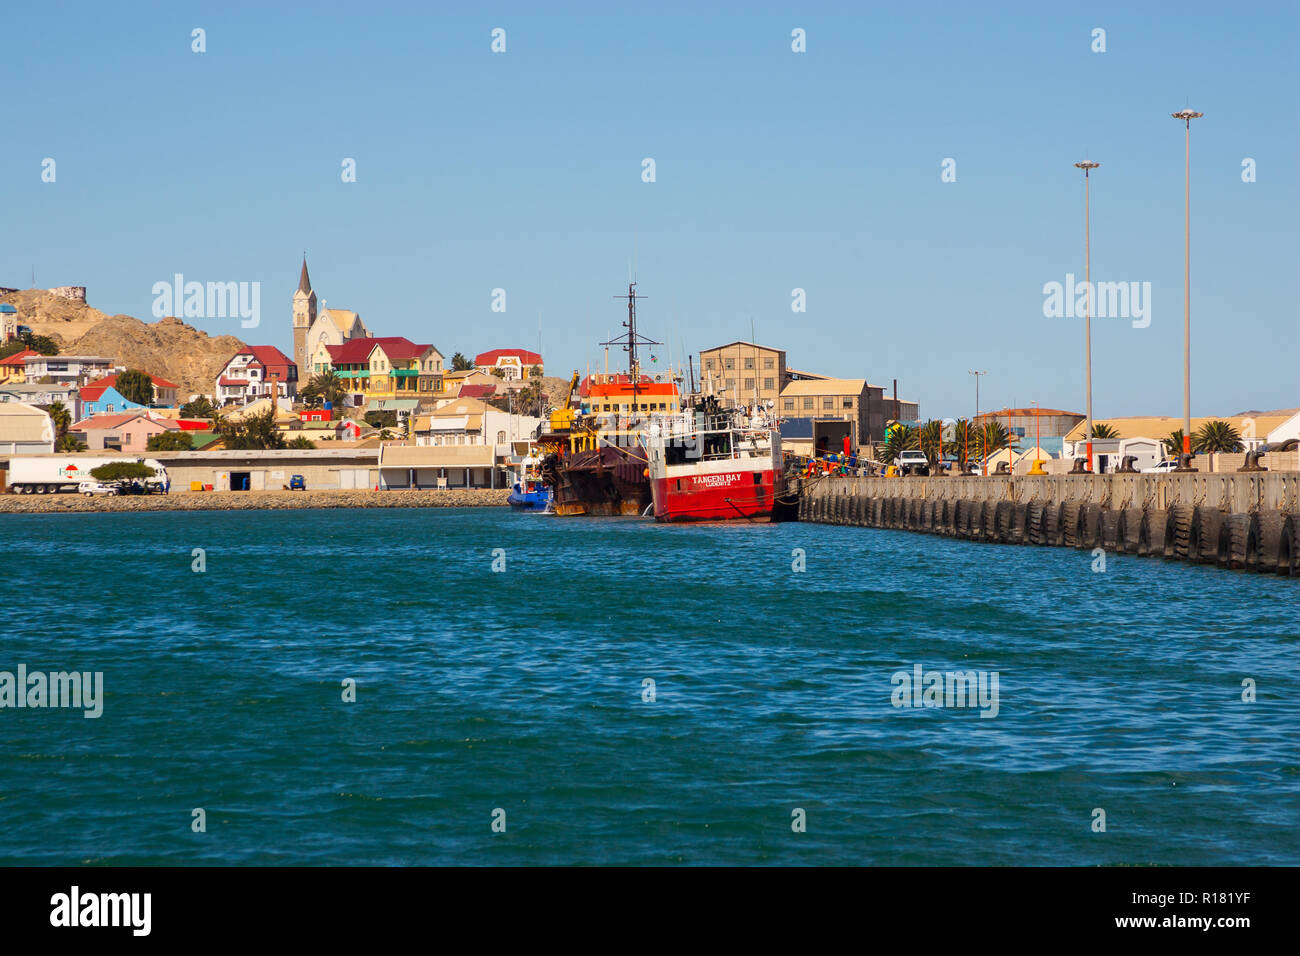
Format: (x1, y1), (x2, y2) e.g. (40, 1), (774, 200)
(80, 373), (180, 406)
(474, 348), (543, 382)
(215, 346), (298, 405)
(0, 348), (38, 383)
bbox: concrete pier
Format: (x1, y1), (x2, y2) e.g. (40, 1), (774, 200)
(798, 472), (1300, 575)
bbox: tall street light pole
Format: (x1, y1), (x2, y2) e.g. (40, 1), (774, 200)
(968, 369), (986, 475)
(1172, 108), (1203, 460)
(1074, 160), (1100, 473)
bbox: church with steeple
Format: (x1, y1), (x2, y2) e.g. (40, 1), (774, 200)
(292, 256), (370, 377)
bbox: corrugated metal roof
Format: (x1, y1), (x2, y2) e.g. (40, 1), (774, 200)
(780, 378), (867, 396)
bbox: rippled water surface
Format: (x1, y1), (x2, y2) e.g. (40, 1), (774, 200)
(1, 507), (1297, 865)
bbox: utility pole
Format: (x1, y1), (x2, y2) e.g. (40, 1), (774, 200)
(1172, 108), (1203, 462)
(969, 370), (986, 474)
(1075, 159), (1100, 472)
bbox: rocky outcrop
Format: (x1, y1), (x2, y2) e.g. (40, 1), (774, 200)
(0, 289), (245, 400)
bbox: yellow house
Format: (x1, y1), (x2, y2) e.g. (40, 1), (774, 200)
(0, 348), (37, 385)
(320, 336), (446, 405)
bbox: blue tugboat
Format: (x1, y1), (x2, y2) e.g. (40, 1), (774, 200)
(507, 456), (551, 512)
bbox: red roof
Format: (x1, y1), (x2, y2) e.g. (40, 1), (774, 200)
(79, 384), (111, 402)
(325, 336), (433, 365)
(70, 413), (176, 432)
(0, 348), (38, 368)
(231, 345), (296, 375)
(82, 373), (179, 400)
(173, 419), (210, 430)
(458, 384), (497, 399)
(475, 348), (542, 367)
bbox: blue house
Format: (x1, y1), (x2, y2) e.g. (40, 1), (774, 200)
(79, 383), (146, 418)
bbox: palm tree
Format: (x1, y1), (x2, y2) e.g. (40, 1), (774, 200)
(947, 419), (975, 468)
(451, 352), (473, 371)
(974, 421), (1011, 461)
(1090, 422), (1119, 439)
(44, 400), (71, 439)
(42, 400), (84, 451)
(519, 367), (545, 417)
(918, 420), (944, 465)
(302, 370), (348, 409)
(1193, 420), (1243, 453)
(881, 424), (918, 464)
(1162, 430), (1186, 458)
(181, 396), (217, 419)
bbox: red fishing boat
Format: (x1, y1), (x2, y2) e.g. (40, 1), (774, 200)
(645, 406), (795, 522)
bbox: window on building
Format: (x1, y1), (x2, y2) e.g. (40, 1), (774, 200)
(843, 398), (853, 408)
(497, 430), (506, 443)
(744, 358), (754, 370)
(704, 359), (715, 370)
(744, 377), (754, 391)
(764, 358), (774, 369)
(763, 378), (775, 390)
(802, 397), (814, 410)
(784, 399), (794, 410)
(724, 358), (734, 370)
(725, 379), (736, 391)
(823, 398), (834, 409)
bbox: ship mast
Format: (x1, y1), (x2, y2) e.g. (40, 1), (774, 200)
(602, 282), (661, 411)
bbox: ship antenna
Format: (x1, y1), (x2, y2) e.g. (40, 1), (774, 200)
(602, 281), (660, 414)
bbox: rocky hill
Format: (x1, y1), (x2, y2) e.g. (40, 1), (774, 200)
(0, 289), (244, 399)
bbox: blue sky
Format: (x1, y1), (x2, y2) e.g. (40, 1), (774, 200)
(3, 1), (1296, 417)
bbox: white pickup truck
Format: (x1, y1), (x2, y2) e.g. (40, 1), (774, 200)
(6, 456), (168, 494)
(1141, 458), (1180, 474)
(894, 450), (929, 473)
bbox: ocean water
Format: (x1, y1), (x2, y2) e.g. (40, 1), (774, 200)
(1, 507), (1297, 866)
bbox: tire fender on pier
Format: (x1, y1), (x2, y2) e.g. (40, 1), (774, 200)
(1140, 508), (1168, 557)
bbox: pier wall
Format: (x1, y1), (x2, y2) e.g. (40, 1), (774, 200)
(798, 472), (1300, 575)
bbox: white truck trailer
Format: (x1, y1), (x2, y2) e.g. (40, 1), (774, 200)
(6, 456), (168, 494)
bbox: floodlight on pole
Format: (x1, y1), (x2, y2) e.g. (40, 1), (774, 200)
(1172, 109), (1203, 462)
(1074, 160), (1100, 473)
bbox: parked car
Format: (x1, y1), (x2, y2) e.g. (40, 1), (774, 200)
(77, 481), (118, 497)
(894, 449), (929, 473)
(1141, 459), (1180, 473)
(289, 475), (306, 490)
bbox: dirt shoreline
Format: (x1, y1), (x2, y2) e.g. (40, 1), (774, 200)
(0, 488), (510, 514)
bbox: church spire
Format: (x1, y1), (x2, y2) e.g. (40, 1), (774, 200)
(298, 255), (312, 294)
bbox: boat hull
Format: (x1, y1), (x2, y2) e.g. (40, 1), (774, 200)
(651, 468), (783, 522)
(507, 491), (551, 512)
(540, 445), (651, 517)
